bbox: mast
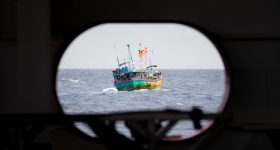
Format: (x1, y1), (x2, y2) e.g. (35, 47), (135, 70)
(144, 47), (148, 67)
(127, 44), (134, 71)
(113, 45), (120, 69)
(117, 56), (120, 69)
(138, 43), (143, 70)
(149, 58), (152, 72)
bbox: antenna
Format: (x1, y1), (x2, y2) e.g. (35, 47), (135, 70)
(113, 44), (120, 69)
(117, 57), (120, 68)
(127, 44), (134, 63)
(127, 44), (134, 71)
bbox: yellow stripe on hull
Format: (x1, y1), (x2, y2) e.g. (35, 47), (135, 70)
(146, 80), (161, 89)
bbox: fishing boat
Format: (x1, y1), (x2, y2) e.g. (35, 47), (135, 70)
(112, 44), (162, 91)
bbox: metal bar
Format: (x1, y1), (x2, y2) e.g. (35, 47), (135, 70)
(0, 110), (222, 124)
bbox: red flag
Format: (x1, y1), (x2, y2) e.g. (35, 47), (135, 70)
(138, 49), (143, 58)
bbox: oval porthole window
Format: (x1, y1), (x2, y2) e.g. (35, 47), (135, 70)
(56, 23), (229, 139)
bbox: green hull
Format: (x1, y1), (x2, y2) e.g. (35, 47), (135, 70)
(114, 80), (146, 91)
(114, 80), (160, 91)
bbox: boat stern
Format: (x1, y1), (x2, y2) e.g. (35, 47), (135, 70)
(146, 80), (161, 90)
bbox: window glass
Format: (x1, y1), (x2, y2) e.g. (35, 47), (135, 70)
(56, 23), (227, 138)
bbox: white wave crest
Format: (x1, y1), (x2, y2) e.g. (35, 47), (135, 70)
(68, 79), (80, 83)
(133, 89), (148, 93)
(102, 87), (118, 93)
(161, 89), (170, 92)
(176, 102), (184, 106)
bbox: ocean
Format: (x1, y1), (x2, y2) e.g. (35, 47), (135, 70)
(56, 69), (225, 137)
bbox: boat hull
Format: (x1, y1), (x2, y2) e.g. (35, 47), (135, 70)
(114, 79), (161, 91)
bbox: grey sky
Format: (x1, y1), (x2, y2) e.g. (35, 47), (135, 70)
(59, 23), (224, 69)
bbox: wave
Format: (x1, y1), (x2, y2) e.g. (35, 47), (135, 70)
(68, 79), (80, 83)
(89, 87), (122, 95)
(102, 87), (118, 93)
(176, 102), (184, 106)
(161, 89), (170, 92)
(133, 89), (148, 93)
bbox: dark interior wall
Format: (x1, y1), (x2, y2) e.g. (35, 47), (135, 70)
(1, 0), (280, 118)
(1, 0), (280, 123)
(0, 0), (280, 149)
(0, 0), (59, 113)
(0, 0), (17, 112)
(51, 0), (280, 126)
(51, 0), (280, 35)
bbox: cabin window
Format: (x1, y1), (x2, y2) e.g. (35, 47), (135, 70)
(56, 23), (229, 139)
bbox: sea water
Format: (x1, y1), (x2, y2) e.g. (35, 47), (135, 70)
(56, 69), (225, 137)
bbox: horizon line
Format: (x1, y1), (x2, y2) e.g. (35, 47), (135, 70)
(58, 67), (224, 70)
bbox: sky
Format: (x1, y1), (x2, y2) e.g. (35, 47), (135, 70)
(59, 23), (225, 69)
